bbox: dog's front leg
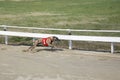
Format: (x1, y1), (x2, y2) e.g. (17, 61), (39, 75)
(47, 43), (54, 49)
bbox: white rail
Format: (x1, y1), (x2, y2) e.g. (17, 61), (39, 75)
(1, 25), (120, 33)
(0, 31), (120, 53)
(0, 31), (120, 42)
(0, 25), (120, 53)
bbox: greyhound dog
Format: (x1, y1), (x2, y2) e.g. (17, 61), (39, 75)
(27, 36), (60, 51)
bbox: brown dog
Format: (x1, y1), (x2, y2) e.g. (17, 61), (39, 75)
(27, 36), (60, 51)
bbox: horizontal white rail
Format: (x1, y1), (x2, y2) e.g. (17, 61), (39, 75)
(1, 25), (120, 33)
(0, 23), (120, 54)
(0, 31), (120, 43)
(0, 31), (120, 53)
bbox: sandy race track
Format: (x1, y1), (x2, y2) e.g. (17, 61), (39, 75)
(0, 44), (120, 80)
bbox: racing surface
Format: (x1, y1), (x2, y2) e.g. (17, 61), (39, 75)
(0, 44), (120, 80)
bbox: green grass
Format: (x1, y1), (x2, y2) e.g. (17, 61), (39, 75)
(0, 0), (120, 30)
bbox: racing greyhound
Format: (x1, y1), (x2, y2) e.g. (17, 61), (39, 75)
(27, 36), (60, 51)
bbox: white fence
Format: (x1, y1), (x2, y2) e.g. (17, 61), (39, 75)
(0, 25), (120, 53)
(1, 25), (120, 33)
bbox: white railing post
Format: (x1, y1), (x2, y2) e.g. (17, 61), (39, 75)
(111, 42), (114, 54)
(68, 29), (72, 49)
(2, 25), (8, 45)
(32, 29), (35, 45)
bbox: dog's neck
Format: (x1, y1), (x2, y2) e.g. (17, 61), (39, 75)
(48, 37), (54, 43)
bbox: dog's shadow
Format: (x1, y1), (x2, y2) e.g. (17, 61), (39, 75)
(35, 48), (64, 52)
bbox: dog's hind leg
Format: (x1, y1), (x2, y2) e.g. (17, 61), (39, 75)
(27, 39), (40, 51)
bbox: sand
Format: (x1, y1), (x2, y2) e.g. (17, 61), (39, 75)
(0, 44), (120, 80)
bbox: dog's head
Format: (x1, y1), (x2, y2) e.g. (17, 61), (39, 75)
(53, 36), (60, 42)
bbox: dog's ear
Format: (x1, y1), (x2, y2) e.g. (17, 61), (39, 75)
(53, 36), (60, 41)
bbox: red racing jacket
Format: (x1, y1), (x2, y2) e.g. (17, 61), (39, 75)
(42, 38), (49, 46)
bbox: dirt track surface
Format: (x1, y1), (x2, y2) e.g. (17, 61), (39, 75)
(0, 44), (120, 80)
